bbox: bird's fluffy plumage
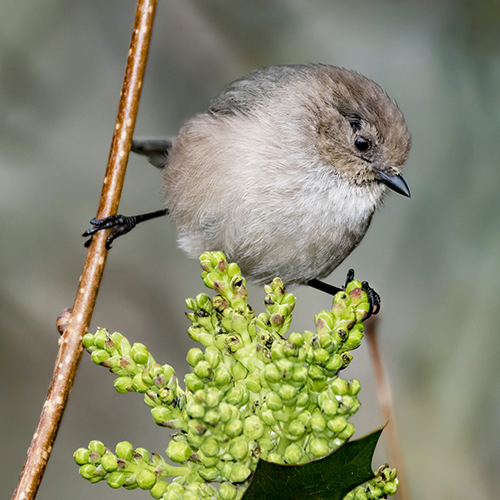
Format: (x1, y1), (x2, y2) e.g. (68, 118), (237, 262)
(162, 64), (411, 285)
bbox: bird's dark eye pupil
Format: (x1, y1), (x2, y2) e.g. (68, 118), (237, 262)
(354, 136), (371, 152)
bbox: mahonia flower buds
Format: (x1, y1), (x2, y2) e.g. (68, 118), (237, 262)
(76, 252), (397, 500)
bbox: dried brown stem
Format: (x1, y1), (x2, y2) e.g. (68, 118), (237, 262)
(11, 2), (157, 499)
(365, 316), (411, 500)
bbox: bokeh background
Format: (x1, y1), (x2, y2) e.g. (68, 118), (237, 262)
(2, 0), (500, 498)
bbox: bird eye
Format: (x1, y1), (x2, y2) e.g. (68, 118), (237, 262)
(354, 136), (371, 152)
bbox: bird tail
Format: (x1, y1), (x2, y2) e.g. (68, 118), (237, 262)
(131, 138), (173, 169)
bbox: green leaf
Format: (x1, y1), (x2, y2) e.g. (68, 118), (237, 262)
(242, 429), (382, 500)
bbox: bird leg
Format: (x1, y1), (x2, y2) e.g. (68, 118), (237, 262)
(307, 269), (380, 318)
(82, 209), (168, 249)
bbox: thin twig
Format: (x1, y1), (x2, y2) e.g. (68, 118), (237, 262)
(365, 316), (411, 500)
(12, 2), (157, 499)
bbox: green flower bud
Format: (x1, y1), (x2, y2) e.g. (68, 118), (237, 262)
(73, 448), (90, 465)
(309, 437), (328, 457)
(88, 451), (101, 464)
(214, 366), (232, 387)
(119, 355), (139, 375)
(342, 330), (363, 351)
(275, 358), (294, 377)
(94, 329), (108, 349)
(218, 403), (233, 423)
(205, 389), (221, 407)
(151, 406), (173, 426)
(184, 373), (204, 392)
(186, 401), (205, 419)
(339, 395), (360, 415)
(279, 384), (297, 402)
(245, 373), (262, 393)
(331, 378), (348, 396)
(186, 348), (204, 367)
(287, 419), (306, 438)
(321, 398), (338, 417)
(158, 388), (175, 405)
(219, 482), (237, 500)
(101, 451), (118, 472)
(327, 416), (347, 434)
(272, 409), (291, 422)
(150, 481), (170, 499)
(79, 463), (97, 480)
(284, 443), (303, 464)
(313, 348), (330, 363)
(195, 292), (213, 310)
(261, 409), (276, 425)
(271, 342), (285, 360)
(203, 409), (219, 426)
(132, 373), (149, 393)
(384, 481), (398, 495)
(88, 440), (106, 456)
(194, 360), (211, 378)
(115, 441), (134, 461)
(226, 383), (249, 406)
(224, 418), (243, 438)
(315, 310), (334, 331)
(266, 392), (283, 411)
(136, 468), (156, 490)
(297, 410), (311, 426)
(204, 347), (221, 369)
(288, 332), (304, 346)
(185, 298), (197, 311)
(263, 364), (281, 384)
(135, 447), (149, 462)
(166, 441), (192, 463)
(200, 438), (220, 457)
(244, 416), (264, 440)
(91, 349), (110, 365)
(341, 352), (353, 368)
(325, 354), (343, 372)
(231, 361), (248, 380)
(82, 333), (96, 349)
(308, 365), (325, 381)
(296, 391), (309, 407)
(107, 471), (127, 489)
(229, 463), (251, 483)
(229, 436), (248, 460)
(164, 488), (183, 500)
(337, 422), (355, 441)
(291, 366), (308, 385)
(231, 313), (248, 334)
(131, 343), (149, 365)
(311, 412), (326, 433)
(199, 467), (219, 481)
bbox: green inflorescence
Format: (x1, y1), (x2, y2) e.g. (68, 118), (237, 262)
(76, 251), (398, 500)
(344, 465), (399, 500)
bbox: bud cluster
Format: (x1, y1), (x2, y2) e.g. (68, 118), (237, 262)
(76, 251), (398, 500)
(82, 329), (187, 430)
(344, 465), (399, 500)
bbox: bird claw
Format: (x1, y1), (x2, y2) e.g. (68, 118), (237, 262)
(344, 269), (381, 319)
(82, 214), (138, 249)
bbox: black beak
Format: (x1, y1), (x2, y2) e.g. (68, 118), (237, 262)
(376, 171), (410, 198)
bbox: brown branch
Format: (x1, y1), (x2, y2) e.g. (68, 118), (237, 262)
(365, 316), (411, 500)
(11, 2), (158, 499)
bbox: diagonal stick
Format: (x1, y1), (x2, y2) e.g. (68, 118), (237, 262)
(12, 2), (157, 499)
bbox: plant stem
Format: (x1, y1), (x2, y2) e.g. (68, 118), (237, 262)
(365, 316), (411, 500)
(11, 2), (157, 499)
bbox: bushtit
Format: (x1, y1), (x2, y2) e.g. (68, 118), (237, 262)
(85, 64), (411, 309)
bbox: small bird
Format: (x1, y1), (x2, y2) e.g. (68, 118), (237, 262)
(84, 64), (411, 312)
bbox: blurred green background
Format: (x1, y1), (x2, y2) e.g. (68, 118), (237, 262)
(2, 0), (500, 498)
